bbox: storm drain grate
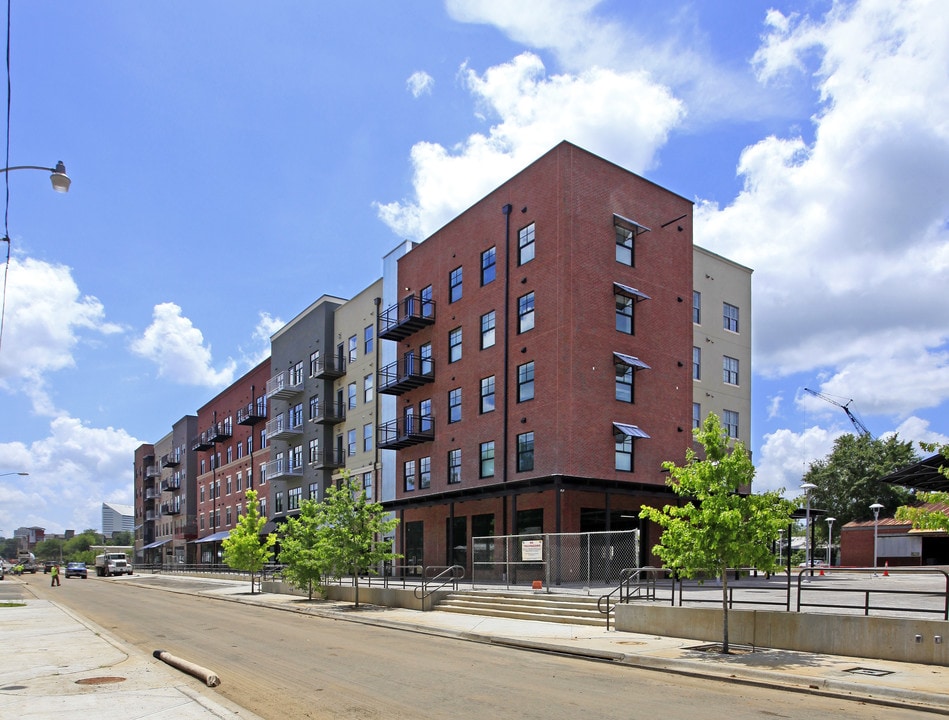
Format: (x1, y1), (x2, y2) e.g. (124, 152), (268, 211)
(845, 667), (894, 677)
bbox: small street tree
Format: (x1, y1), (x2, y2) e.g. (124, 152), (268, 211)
(896, 443), (949, 531)
(640, 413), (795, 653)
(221, 489), (275, 594)
(279, 498), (330, 600)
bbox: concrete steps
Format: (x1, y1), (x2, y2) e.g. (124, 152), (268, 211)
(435, 590), (612, 627)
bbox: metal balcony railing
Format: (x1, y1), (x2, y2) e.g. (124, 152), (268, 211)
(378, 294), (436, 341)
(378, 415), (435, 450)
(379, 354), (435, 395)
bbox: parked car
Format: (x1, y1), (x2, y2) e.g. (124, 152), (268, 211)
(64, 562), (87, 579)
(798, 559), (825, 568)
(43, 560), (56, 573)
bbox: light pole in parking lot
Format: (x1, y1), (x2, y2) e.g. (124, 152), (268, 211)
(825, 516), (835, 567)
(801, 482), (817, 575)
(870, 502), (884, 569)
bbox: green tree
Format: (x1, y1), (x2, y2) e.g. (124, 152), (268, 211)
(640, 413), (795, 653)
(111, 530), (134, 546)
(803, 433), (917, 538)
(34, 538), (65, 561)
(221, 489), (275, 594)
(896, 443), (949, 531)
(278, 498), (330, 600)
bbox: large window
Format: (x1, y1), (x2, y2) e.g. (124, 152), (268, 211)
(448, 449), (462, 484)
(693, 291), (701, 324)
(348, 335), (358, 362)
(692, 346), (701, 380)
(724, 302), (739, 332)
(517, 361), (534, 402)
(309, 350), (320, 376)
(480, 376), (495, 413)
(419, 456), (431, 489)
(615, 293), (634, 334)
(723, 410), (739, 438)
(348, 382), (357, 409)
(364, 324), (373, 354)
(615, 433), (633, 472)
(723, 356), (739, 385)
(518, 292), (535, 333)
(288, 486), (301, 511)
(480, 441), (495, 478)
(481, 247), (496, 285)
(449, 266), (463, 303)
(309, 394), (319, 420)
(615, 360), (633, 402)
(615, 225), (634, 266)
(448, 388), (462, 424)
(290, 402), (303, 427)
(449, 327), (462, 363)
(693, 402), (701, 429)
(404, 460), (416, 492)
(480, 310), (496, 349)
(516, 432), (534, 472)
(363, 423), (373, 452)
(421, 284), (434, 318)
(364, 374), (373, 403)
(347, 429), (356, 456)
(308, 437), (319, 464)
(518, 223), (535, 265)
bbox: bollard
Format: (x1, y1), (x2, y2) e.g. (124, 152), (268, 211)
(153, 650), (221, 687)
(883, 561), (889, 577)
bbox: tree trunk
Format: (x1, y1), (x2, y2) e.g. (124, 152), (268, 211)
(721, 568), (730, 654)
(354, 566), (360, 608)
(250, 571), (256, 595)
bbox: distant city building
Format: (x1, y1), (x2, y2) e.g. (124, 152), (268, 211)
(14, 526), (45, 550)
(101, 502), (134, 537)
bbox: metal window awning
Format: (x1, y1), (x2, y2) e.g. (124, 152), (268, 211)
(613, 352), (651, 370)
(613, 422), (651, 439)
(192, 530), (231, 544)
(142, 539), (170, 550)
(613, 213), (651, 234)
(613, 282), (651, 302)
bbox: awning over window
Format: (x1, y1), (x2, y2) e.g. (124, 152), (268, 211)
(192, 530), (231, 544)
(612, 422), (651, 439)
(613, 352), (651, 371)
(142, 538), (170, 550)
(613, 282), (650, 302)
(613, 213), (651, 234)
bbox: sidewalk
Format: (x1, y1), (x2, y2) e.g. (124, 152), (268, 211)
(4, 573), (949, 717)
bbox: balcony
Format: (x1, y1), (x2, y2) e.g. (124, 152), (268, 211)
(379, 354), (434, 396)
(267, 370), (304, 400)
(144, 487), (161, 500)
(265, 457), (303, 482)
(266, 412), (304, 441)
(145, 465), (160, 479)
(161, 451), (181, 467)
(191, 431), (213, 451)
(312, 356), (346, 379)
(311, 449), (345, 470)
(378, 294), (436, 341)
(378, 415), (435, 450)
(161, 499), (182, 515)
(207, 420), (232, 443)
(161, 475), (181, 491)
(310, 400), (345, 425)
(145, 510), (157, 522)
(237, 399), (267, 425)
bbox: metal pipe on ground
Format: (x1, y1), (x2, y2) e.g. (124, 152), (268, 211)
(152, 649), (221, 687)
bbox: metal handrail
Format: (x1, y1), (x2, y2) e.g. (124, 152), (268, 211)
(413, 565), (465, 609)
(795, 567), (949, 619)
(597, 566), (663, 630)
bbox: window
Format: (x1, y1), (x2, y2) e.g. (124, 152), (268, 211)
(448, 449), (462, 484)
(693, 291), (701, 324)
(449, 266), (463, 303)
(348, 382), (357, 409)
(480, 441), (495, 478)
(364, 324), (373, 354)
(692, 346), (701, 381)
(404, 460), (416, 492)
(615, 433), (633, 472)
(290, 402), (303, 427)
(260, 428), (267, 449)
(480, 376), (495, 413)
(226, 476), (232, 495)
(516, 432), (534, 472)
(308, 482), (319, 500)
(275, 491), (284, 514)
(724, 303), (739, 333)
(363, 423), (372, 452)
(308, 437), (319, 464)
(237, 442), (244, 459)
(517, 361), (534, 402)
(518, 292), (535, 333)
(309, 394), (319, 420)
(364, 374), (373, 403)
(421, 284), (434, 318)
(247, 465), (253, 488)
(615, 360), (633, 403)
(290, 361), (305, 386)
(693, 402), (701, 429)
(348, 335), (358, 362)
(247, 435), (253, 454)
(200, 485), (205, 503)
(723, 356), (739, 385)
(419, 456), (431, 489)
(309, 350), (320, 376)
(449, 327), (462, 363)
(226, 446), (233, 463)
(615, 293), (634, 334)
(362, 472), (372, 495)
(347, 429), (357, 456)
(448, 388), (462, 424)
(480, 310), (496, 349)
(420, 341), (432, 374)
(259, 462), (267, 483)
(236, 472), (243, 492)
(517, 508), (542, 534)
(419, 399), (432, 432)
(481, 247), (496, 285)
(291, 444), (303, 469)
(259, 496), (267, 516)
(723, 410), (739, 438)
(518, 223), (535, 265)
(615, 225), (634, 266)
(288, 486), (301, 511)
(226, 506), (233, 525)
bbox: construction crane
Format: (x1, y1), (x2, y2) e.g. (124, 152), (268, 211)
(804, 388), (873, 438)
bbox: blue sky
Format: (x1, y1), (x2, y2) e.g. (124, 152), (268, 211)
(1, 0), (947, 537)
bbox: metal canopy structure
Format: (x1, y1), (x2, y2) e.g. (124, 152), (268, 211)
(882, 454), (949, 493)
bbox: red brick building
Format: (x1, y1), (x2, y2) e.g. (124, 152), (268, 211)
(379, 142), (696, 571)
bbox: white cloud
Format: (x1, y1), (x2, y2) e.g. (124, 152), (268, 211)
(407, 71), (434, 98)
(376, 52), (683, 239)
(130, 302), (236, 387)
(0, 255), (122, 415)
(241, 311), (282, 366)
(754, 425), (842, 496)
(696, 0), (949, 420)
(0, 415), (141, 537)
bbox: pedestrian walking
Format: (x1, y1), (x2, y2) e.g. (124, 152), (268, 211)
(50, 563), (60, 587)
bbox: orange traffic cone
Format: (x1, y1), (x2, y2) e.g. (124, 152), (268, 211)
(883, 561), (889, 577)
(818, 566), (824, 576)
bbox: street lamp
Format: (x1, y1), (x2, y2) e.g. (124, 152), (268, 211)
(870, 502), (884, 570)
(0, 161), (70, 193)
(801, 482), (817, 575)
(826, 517), (836, 567)
(0, 471), (29, 477)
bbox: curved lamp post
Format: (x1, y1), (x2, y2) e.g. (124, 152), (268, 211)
(0, 161), (70, 192)
(0, 471), (29, 477)
(870, 502), (884, 570)
(801, 482), (817, 576)
(825, 516), (836, 567)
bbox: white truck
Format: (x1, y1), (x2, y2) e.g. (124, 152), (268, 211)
(95, 552), (133, 577)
